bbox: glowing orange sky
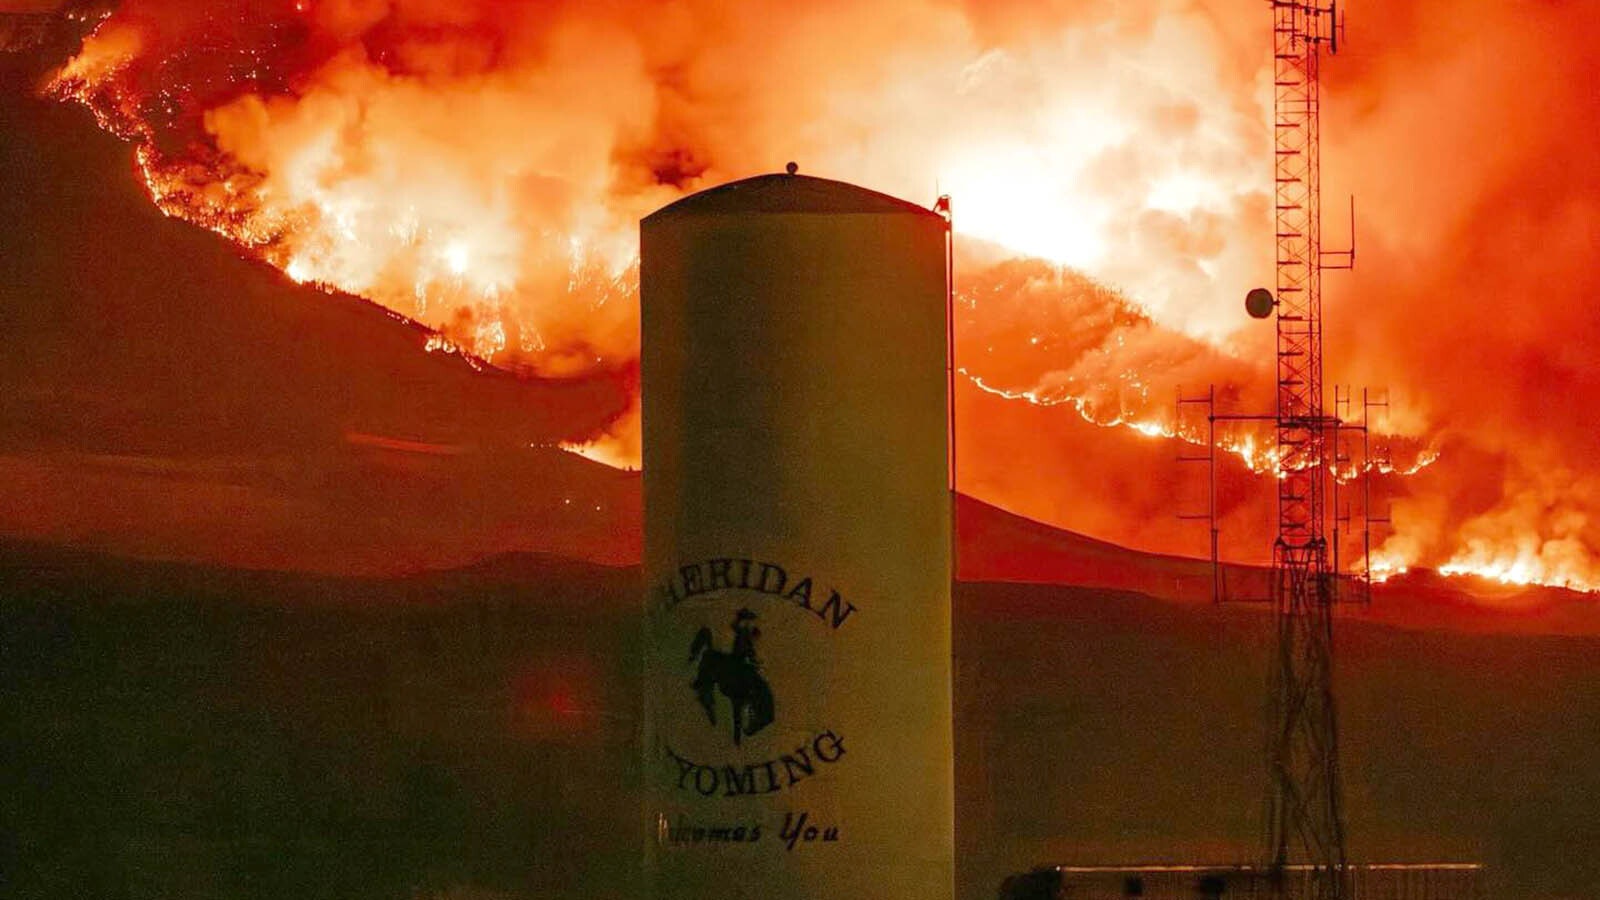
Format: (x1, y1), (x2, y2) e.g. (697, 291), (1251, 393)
(17, 0), (1600, 594)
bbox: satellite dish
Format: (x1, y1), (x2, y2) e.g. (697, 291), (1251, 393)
(1245, 287), (1275, 319)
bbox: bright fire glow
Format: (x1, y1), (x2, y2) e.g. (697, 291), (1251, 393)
(1436, 471), (1600, 592)
(558, 437), (638, 472)
(965, 365), (1441, 486)
(1367, 553), (1408, 585)
(938, 141), (1112, 270)
(40, 0), (1600, 598)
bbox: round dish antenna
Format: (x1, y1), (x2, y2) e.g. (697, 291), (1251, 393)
(1245, 287), (1276, 319)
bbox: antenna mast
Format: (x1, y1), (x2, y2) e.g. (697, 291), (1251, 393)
(1261, 1), (1349, 897)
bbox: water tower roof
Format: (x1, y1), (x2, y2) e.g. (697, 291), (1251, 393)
(644, 172), (939, 220)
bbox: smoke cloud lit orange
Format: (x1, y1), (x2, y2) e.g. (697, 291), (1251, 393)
(39, 0), (1600, 595)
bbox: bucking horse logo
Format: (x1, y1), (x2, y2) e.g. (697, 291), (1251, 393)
(688, 608), (776, 745)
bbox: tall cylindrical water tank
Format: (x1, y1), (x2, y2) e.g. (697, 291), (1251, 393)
(640, 171), (953, 900)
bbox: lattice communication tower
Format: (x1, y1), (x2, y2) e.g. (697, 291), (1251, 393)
(1255, 2), (1351, 898)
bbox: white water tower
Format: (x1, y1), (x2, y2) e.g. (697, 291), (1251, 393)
(640, 168), (954, 900)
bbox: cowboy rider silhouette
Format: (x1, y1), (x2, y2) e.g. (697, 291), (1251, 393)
(730, 608), (761, 665)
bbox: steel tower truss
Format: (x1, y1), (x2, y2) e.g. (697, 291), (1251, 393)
(1263, 3), (1347, 899)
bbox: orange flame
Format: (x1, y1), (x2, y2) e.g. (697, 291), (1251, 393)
(40, 0), (1600, 597)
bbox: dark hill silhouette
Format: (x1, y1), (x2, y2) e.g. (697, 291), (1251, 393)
(957, 492), (1600, 636)
(957, 491), (1224, 599)
(3, 540), (1597, 900)
(0, 66), (627, 457)
(0, 59), (639, 570)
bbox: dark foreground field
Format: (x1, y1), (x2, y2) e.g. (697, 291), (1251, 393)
(4, 543), (1598, 900)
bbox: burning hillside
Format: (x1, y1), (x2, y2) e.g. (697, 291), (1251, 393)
(16, 0), (1600, 594)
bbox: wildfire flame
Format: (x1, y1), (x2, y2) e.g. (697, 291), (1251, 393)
(35, 0), (1600, 596)
(1367, 553), (1408, 585)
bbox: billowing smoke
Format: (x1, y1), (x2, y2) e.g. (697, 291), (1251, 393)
(47, 0), (1270, 355)
(1316, 0), (1600, 588)
(37, 0), (1600, 591)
